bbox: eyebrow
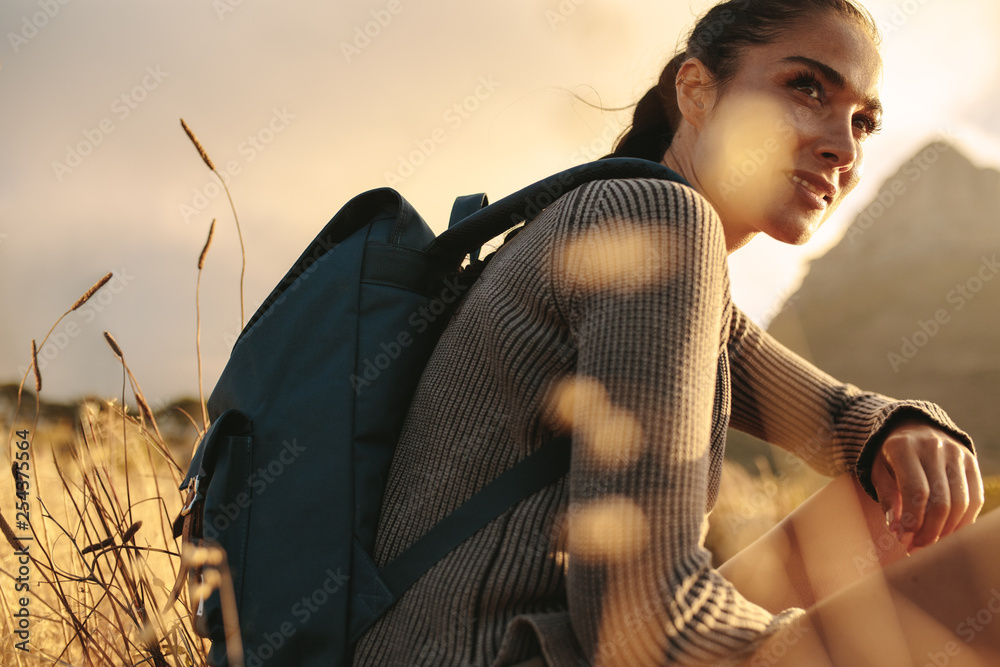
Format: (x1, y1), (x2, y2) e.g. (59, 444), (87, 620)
(782, 55), (883, 118)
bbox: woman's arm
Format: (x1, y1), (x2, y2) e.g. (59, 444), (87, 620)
(548, 178), (801, 665)
(727, 307), (983, 551)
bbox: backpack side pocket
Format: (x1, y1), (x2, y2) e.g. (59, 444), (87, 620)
(173, 409), (253, 652)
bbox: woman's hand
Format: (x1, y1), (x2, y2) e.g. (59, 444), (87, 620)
(870, 418), (984, 554)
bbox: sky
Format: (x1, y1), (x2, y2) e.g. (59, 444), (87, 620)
(1, 0), (999, 405)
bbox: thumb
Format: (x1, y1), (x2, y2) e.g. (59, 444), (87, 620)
(870, 455), (900, 526)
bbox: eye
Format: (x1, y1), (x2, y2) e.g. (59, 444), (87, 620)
(853, 114), (882, 138)
(796, 81), (821, 99)
(788, 71), (824, 101)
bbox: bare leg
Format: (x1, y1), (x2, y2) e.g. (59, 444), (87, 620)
(722, 475), (1000, 666)
(719, 473), (908, 613)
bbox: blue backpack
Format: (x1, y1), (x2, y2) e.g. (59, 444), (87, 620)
(172, 158), (687, 666)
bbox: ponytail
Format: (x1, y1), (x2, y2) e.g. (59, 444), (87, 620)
(609, 52), (687, 162)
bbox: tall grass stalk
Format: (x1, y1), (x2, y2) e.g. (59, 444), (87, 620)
(196, 219), (216, 431)
(181, 118), (246, 331)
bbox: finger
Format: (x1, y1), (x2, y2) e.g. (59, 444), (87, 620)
(870, 455), (901, 527)
(958, 454), (985, 530)
(911, 452), (951, 549)
(938, 457), (969, 537)
(888, 448), (930, 549)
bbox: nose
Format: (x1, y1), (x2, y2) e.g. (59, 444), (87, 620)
(817, 116), (859, 172)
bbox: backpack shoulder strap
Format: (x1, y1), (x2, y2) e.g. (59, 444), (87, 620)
(449, 193), (489, 229)
(348, 436), (571, 645)
(429, 157), (690, 267)
(449, 193), (489, 262)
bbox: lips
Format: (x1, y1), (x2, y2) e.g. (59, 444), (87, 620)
(791, 172), (837, 204)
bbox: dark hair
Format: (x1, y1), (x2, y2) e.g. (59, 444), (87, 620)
(610, 0), (882, 162)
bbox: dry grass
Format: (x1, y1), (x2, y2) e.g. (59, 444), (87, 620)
(0, 398), (210, 666)
(0, 120), (245, 665)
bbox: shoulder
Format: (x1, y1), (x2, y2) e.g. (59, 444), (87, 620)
(541, 177), (726, 257)
(552, 177), (721, 231)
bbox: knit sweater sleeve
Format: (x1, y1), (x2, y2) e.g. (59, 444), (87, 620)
(727, 306), (975, 499)
(546, 178), (801, 666)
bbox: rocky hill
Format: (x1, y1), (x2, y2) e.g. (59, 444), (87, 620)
(756, 142), (1000, 473)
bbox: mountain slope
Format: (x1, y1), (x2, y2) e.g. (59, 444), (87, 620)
(764, 142), (1000, 472)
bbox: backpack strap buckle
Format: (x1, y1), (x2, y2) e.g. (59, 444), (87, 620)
(180, 475), (202, 517)
(165, 476), (206, 613)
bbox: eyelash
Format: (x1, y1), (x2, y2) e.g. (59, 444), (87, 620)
(786, 70), (883, 137)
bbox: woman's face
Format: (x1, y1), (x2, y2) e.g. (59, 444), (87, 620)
(690, 12), (883, 247)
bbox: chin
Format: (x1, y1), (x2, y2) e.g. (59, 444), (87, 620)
(764, 220), (817, 246)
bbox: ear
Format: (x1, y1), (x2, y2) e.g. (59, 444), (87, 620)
(674, 58), (717, 130)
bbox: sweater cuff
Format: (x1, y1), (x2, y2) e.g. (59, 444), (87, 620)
(716, 607), (808, 667)
(853, 401), (976, 502)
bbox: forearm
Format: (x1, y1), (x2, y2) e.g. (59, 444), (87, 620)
(727, 307), (974, 494)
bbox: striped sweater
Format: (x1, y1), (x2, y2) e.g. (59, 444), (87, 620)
(351, 177), (973, 666)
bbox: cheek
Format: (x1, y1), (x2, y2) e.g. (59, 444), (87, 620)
(698, 95), (798, 213)
(839, 160), (864, 200)
(779, 105), (822, 144)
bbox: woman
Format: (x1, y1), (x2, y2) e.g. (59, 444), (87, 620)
(353, 1), (985, 665)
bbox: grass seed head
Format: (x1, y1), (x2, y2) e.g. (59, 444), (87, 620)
(31, 338), (42, 392)
(81, 536), (115, 555)
(180, 118), (216, 172)
(198, 219), (216, 270)
(0, 508), (25, 552)
(136, 392), (154, 422)
(71, 272), (113, 311)
(121, 520), (142, 545)
(103, 331), (124, 359)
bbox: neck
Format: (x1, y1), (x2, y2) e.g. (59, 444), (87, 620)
(660, 135), (758, 254)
